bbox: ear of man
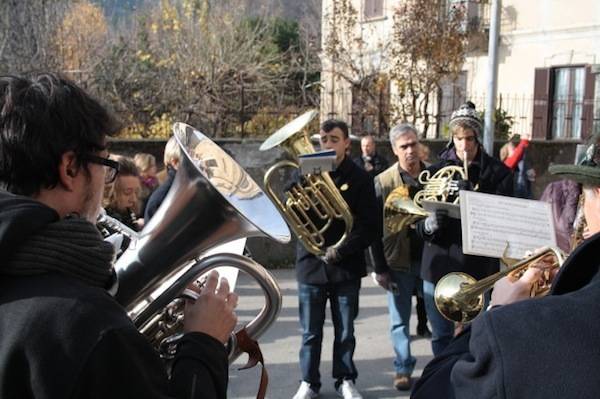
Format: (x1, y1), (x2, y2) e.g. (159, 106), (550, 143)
(58, 151), (81, 191)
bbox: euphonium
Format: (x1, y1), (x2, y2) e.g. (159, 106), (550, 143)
(259, 110), (353, 256)
(434, 246), (566, 323)
(110, 122), (291, 360)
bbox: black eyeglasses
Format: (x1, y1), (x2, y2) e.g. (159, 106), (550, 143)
(82, 154), (120, 184)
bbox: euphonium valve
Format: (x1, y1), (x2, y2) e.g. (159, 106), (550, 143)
(259, 110), (353, 256)
(434, 246), (566, 323)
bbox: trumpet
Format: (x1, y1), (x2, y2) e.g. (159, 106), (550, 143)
(434, 246), (566, 323)
(259, 110), (353, 256)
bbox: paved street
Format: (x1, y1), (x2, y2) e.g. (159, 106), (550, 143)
(227, 269), (434, 399)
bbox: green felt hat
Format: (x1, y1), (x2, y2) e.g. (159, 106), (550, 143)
(550, 142), (600, 186)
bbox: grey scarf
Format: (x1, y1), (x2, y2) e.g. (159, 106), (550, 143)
(4, 216), (115, 288)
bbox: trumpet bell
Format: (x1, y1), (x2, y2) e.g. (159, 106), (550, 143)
(434, 272), (483, 323)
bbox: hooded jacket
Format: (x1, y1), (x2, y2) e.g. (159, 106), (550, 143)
(0, 190), (227, 399)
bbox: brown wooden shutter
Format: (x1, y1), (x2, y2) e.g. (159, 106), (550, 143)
(532, 68), (551, 139)
(582, 65), (596, 140)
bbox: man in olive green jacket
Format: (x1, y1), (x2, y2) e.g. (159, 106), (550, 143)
(369, 123), (427, 391)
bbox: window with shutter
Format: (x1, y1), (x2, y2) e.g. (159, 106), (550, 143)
(533, 66), (596, 140)
(551, 66), (586, 139)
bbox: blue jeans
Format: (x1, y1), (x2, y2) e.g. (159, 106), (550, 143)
(298, 279), (361, 391)
(423, 280), (454, 356)
(387, 270), (418, 375)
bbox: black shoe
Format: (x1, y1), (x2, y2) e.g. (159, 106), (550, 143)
(417, 324), (432, 338)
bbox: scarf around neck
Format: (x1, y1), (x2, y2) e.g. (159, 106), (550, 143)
(4, 216), (116, 288)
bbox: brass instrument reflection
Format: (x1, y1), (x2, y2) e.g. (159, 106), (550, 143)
(192, 140), (261, 200)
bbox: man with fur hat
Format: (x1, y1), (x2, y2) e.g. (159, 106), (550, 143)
(415, 102), (513, 356)
(411, 141), (600, 399)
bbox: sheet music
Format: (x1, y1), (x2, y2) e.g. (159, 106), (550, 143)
(460, 191), (556, 259)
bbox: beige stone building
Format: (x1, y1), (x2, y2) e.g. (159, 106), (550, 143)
(320, 0), (600, 140)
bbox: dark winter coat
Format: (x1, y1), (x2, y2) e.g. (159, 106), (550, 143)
(296, 156), (379, 284)
(417, 146), (513, 284)
(353, 152), (390, 179)
(145, 166), (176, 221)
(0, 191), (228, 399)
(412, 230), (600, 399)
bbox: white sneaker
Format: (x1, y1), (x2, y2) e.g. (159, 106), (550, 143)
(293, 381), (318, 399)
(337, 380), (363, 399)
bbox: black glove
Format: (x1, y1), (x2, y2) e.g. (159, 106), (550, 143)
(457, 179), (473, 192)
(321, 246), (341, 264)
(424, 209), (448, 235)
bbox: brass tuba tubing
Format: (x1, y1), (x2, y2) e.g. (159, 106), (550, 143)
(135, 253), (282, 363)
(434, 246), (566, 323)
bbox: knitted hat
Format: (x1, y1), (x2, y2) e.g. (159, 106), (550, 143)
(449, 101), (483, 138)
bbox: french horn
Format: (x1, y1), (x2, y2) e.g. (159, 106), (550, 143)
(383, 150), (472, 233)
(107, 122), (291, 360)
(259, 110), (353, 256)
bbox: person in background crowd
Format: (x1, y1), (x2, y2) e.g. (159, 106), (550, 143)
(353, 135), (389, 178)
(412, 141), (600, 399)
(0, 72), (236, 399)
(418, 143), (431, 165)
(369, 123), (430, 392)
(134, 152), (159, 215)
(292, 120), (379, 399)
(104, 155), (143, 231)
(416, 102), (513, 356)
(145, 136), (180, 221)
(499, 132), (535, 199)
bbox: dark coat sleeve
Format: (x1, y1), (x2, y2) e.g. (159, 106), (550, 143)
(412, 319), (501, 399)
(72, 328), (228, 399)
(335, 174), (380, 259)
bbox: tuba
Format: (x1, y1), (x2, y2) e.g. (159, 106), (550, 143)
(259, 110), (353, 256)
(110, 122), (291, 361)
(434, 246), (566, 323)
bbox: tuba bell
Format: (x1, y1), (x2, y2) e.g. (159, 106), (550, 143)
(259, 110), (353, 256)
(434, 246), (566, 323)
(109, 122), (291, 361)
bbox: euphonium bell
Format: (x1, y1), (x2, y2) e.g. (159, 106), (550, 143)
(434, 246), (566, 323)
(259, 110), (353, 256)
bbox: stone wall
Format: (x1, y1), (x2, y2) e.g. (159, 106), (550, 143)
(108, 138), (581, 268)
